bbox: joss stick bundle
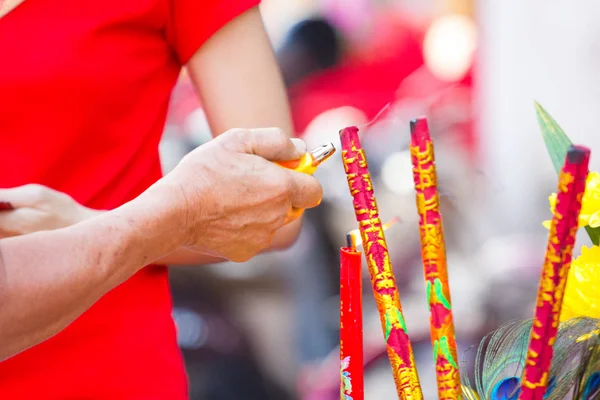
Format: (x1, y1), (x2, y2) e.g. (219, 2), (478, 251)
(340, 232), (364, 400)
(518, 145), (590, 400)
(409, 118), (461, 399)
(340, 126), (423, 400)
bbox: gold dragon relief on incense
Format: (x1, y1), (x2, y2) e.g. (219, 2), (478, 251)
(558, 171), (575, 193)
(416, 192), (441, 216)
(521, 171), (582, 393)
(418, 222), (445, 267)
(435, 359), (462, 399)
(389, 351), (424, 400)
(410, 142), (438, 191)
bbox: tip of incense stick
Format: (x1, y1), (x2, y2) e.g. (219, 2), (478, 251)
(339, 126), (359, 137)
(409, 117), (430, 141)
(339, 126), (361, 149)
(567, 145), (591, 164)
(345, 232), (354, 249)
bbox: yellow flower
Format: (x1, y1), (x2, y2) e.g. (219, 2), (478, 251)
(560, 245), (600, 321)
(543, 171), (600, 229)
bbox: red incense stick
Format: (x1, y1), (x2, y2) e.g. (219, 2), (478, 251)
(340, 126), (423, 400)
(409, 118), (461, 399)
(518, 145), (590, 400)
(340, 232), (364, 400)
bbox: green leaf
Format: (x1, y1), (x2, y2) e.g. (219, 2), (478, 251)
(535, 101), (600, 245)
(585, 226), (600, 246)
(535, 101), (572, 174)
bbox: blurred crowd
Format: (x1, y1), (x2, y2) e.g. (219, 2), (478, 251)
(159, 0), (576, 399)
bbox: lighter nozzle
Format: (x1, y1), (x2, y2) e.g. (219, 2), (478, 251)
(309, 142), (336, 166)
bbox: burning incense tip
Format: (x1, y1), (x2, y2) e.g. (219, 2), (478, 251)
(346, 217), (401, 249)
(339, 126), (360, 139)
(409, 117), (429, 142)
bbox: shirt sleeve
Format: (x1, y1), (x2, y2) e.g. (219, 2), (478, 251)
(167, 0), (261, 65)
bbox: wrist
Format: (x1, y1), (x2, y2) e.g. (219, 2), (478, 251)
(135, 180), (193, 249)
(75, 205), (105, 224)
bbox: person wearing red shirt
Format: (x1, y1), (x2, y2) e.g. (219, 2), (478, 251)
(0, 1), (305, 398)
(0, 128), (322, 364)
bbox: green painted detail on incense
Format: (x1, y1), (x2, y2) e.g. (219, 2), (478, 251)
(426, 281), (432, 311)
(397, 309), (407, 332)
(535, 101), (600, 245)
(432, 340), (440, 364)
(433, 338), (458, 369)
(440, 336), (458, 369)
(384, 308), (408, 340)
(433, 278), (452, 310)
(385, 316), (392, 340)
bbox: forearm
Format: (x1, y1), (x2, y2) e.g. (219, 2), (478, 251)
(0, 185), (182, 360)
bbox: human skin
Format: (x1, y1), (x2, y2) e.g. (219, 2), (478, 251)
(0, 7), (303, 264)
(0, 128), (323, 361)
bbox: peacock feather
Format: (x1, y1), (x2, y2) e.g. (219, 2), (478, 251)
(571, 321), (600, 400)
(461, 318), (600, 400)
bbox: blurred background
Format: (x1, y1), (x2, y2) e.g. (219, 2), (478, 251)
(162, 0), (600, 398)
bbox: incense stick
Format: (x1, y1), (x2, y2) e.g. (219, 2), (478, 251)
(409, 117), (461, 399)
(518, 145), (590, 400)
(340, 126), (423, 400)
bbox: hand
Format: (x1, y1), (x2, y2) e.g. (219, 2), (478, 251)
(157, 127), (323, 262)
(0, 184), (97, 237)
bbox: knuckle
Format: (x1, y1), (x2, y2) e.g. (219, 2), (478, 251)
(272, 127), (288, 142)
(227, 129), (253, 148)
(24, 184), (46, 201)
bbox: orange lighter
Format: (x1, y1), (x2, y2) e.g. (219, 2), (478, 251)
(277, 143), (336, 175)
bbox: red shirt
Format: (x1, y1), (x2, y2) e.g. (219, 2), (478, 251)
(0, 0), (258, 398)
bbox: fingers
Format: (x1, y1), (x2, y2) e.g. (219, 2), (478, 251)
(290, 138), (307, 155)
(285, 207), (304, 224)
(221, 128), (306, 161)
(0, 184), (53, 208)
(0, 208), (36, 237)
(288, 171), (323, 210)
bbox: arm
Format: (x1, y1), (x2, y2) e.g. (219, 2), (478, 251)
(158, 6), (301, 265)
(0, 8), (303, 266)
(0, 128), (322, 360)
(0, 186), (181, 361)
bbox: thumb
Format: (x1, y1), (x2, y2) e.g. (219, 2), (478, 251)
(222, 128), (306, 162)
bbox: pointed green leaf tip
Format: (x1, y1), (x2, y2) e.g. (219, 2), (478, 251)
(534, 101), (572, 174)
(534, 101), (600, 245)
